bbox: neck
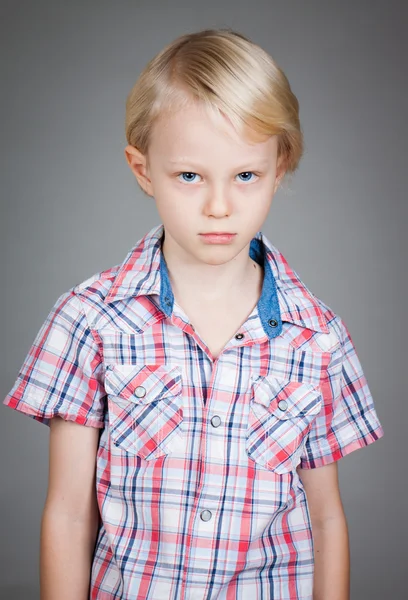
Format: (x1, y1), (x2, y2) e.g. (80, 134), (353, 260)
(161, 235), (263, 304)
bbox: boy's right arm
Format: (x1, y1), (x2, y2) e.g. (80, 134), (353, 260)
(40, 416), (101, 600)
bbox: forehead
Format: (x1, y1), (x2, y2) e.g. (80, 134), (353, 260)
(148, 102), (277, 163)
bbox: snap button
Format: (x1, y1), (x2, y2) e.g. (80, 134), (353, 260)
(278, 399), (288, 411)
(235, 333), (244, 340)
(200, 510), (212, 522)
(134, 386), (146, 398)
(268, 319), (278, 328)
(210, 415), (221, 428)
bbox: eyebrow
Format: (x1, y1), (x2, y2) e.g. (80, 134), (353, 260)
(168, 159), (271, 170)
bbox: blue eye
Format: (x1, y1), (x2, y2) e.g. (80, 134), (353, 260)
(237, 172), (257, 182)
(178, 172), (201, 183)
(177, 171), (258, 183)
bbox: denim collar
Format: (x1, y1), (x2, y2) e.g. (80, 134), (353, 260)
(105, 224), (329, 336)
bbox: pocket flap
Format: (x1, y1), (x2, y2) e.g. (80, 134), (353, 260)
(252, 376), (322, 420)
(105, 363), (182, 405)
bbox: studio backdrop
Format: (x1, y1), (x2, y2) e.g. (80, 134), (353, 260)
(1, 1), (406, 599)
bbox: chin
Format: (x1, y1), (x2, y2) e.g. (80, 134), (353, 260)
(198, 248), (238, 265)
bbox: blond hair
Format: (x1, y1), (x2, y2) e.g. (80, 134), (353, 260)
(125, 28), (303, 175)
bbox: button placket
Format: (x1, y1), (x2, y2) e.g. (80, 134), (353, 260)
(210, 415), (221, 428)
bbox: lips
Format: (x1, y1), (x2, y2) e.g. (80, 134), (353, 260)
(199, 232), (236, 244)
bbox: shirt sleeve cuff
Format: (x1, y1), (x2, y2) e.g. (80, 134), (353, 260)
(299, 424), (385, 469)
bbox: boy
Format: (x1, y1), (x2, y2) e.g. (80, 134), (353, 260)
(3, 29), (384, 599)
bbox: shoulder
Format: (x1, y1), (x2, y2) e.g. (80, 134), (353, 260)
(46, 260), (124, 331)
(73, 261), (122, 300)
(310, 293), (350, 350)
(269, 239), (348, 351)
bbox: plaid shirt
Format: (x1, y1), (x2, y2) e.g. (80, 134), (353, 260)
(4, 223), (384, 599)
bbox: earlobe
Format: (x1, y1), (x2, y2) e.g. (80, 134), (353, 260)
(124, 144), (153, 196)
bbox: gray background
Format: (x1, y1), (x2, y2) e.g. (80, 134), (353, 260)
(1, 1), (406, 598)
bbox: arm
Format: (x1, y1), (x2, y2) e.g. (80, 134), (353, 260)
(40, 417), (101, 600)
(297, 461), (350, 600)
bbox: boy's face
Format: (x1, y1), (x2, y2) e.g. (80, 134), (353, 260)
(125, 101), (285, 267)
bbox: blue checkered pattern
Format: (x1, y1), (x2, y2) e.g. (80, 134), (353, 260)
(3, 224), (384, 599)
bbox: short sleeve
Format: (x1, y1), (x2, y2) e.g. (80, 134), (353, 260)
(3, 290), (106, 428)
(299, 319), (384, 469)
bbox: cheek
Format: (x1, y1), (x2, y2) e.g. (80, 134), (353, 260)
(155, 178), (200, 210)
(241, 188), (274, 216)
(154, 189), (194, 227)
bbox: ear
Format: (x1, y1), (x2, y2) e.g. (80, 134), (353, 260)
(273, 154), (287, 194)
(124, 144), (154, 196)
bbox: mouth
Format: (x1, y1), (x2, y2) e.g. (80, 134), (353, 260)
(199, 232), (236, 236)
(199, 232), (237, 244)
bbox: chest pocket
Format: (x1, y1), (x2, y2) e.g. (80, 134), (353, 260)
(246, 376), (323, 474)
(104, 363), (183, 460)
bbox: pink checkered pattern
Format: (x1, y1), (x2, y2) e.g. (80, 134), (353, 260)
(3, 224), (384, 599)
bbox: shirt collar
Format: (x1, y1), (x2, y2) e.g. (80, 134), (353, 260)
(104, 224), (329, 337)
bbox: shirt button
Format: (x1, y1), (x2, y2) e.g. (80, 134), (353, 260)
(210, 415), (221, 428)
(135, 386), (146, 398)
(200, 510), (212, 522)
(278, 400), (288, 411)
(235, 333), (244, 340)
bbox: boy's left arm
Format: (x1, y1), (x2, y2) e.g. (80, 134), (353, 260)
(297, 462), (350, 600)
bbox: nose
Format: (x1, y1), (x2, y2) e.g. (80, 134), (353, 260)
(203, 183), (232, 218)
